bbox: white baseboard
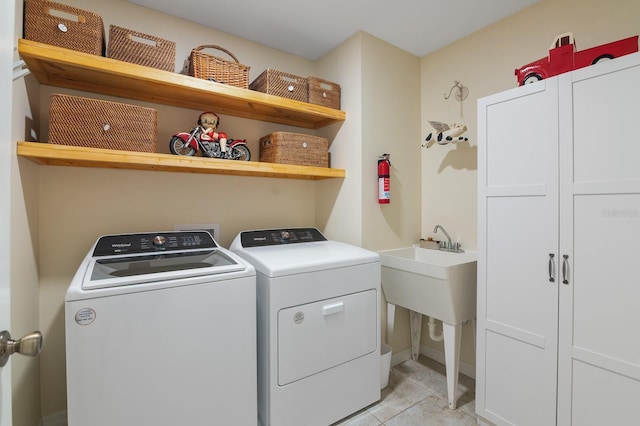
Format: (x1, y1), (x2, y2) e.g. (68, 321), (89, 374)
(390, 345), (476, 379)
(39, 410), (67, 426)
(391, 346), (413, 366)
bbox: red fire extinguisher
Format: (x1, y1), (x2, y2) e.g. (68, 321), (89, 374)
(378, 154), (391, 204)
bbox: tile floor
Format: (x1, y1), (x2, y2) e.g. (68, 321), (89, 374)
(334, 355), (477, 425)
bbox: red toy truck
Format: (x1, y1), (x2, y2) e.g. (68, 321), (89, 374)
(515, 33), (638, 85)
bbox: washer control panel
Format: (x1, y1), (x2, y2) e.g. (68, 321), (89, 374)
(239, 228), (327, 247)
(93, 231), (217, 256)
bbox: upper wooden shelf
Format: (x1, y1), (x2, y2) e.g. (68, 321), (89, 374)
(18, 39), (346, 129)
(17, 142), (345, 180)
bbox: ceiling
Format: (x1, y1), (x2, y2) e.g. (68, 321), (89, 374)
(128, 0), (539, 60)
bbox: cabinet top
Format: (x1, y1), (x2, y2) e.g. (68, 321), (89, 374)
(18, 39), (346, 129)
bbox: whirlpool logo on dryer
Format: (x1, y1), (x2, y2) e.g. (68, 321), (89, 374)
(293, 311), (304, 324)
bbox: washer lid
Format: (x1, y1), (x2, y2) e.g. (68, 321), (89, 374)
(83, 249), (245, 290)
(81, 231), (246, 290)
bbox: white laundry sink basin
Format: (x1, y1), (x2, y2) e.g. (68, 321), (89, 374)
(378, 246), (478, 410)
(378, 247), (477, 325)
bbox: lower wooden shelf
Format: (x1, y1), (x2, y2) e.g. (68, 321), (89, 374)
(16, 142), (345, 180)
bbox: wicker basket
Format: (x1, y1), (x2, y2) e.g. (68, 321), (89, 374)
(308, 77), (341, 109)
(23, 0), (104, 56)
(48, 94), (157, 152)
(188, 45), (250, 88)
(259, 132), (328, 168)
(250, 69), (308, 102)
(107, 25), (176, 72)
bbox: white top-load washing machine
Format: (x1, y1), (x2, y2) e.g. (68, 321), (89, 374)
(230, 228), (381, 426)
(65, 231), (257, 426)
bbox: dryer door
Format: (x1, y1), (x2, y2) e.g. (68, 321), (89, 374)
(278, 289), (377, 386)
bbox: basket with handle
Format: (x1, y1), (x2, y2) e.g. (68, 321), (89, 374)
(107, 25), (176, 72)
(250, 69), (308, 102)
(259, 132), (328, 168)
(23, 0), (105, 55)
(308, 77), (341, 109)
(188, 44), (250, 89)
(48, 94), (157, 153)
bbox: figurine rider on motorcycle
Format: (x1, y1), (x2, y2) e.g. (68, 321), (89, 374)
(199, 111), (228, 154)
(169, 111), (251, 160)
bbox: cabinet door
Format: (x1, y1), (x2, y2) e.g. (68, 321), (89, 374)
(558, 54), (640, 425)
(478, 80), (559, 425)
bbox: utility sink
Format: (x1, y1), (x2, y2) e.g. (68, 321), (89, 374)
(378, 247), (477, 325)
(378, 246), (477, 409)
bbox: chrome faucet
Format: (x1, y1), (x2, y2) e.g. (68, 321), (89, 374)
(433, 225), (463, 253)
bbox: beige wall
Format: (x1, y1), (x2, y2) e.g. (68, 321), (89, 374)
(315, 32), (423, 250)
(315, 33), (365, 244)
(419, 0), (640, 370)
(360, 33), (422, 252)
(12, 0), (422, 420)
(11, 1), (41, 425)
(10, 0), (640, 421)
(422, 0), (640, 249)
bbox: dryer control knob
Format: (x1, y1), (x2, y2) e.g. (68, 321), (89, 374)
(280, 231), (291, 241)
(153, 235), (167, 246)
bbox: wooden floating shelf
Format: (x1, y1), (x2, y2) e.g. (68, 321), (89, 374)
(17, 142), (346, 180)
(18, 39), (346, 129)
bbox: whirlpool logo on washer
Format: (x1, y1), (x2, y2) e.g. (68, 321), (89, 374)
(293, 311), (304, 324)
(75, 308), (96, 326)
(111, 242), (132, 248)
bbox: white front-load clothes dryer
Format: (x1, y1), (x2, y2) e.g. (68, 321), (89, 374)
(230, 228), (381, 426)
(65, 231), (257, 426)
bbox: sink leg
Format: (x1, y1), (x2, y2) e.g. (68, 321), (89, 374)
(386, 303), (396, 347)
(443, 322), (462, 409)
(409, 310), (422, 361)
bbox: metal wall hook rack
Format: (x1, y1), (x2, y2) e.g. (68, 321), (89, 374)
(444, 80), (469, 118)
(444, 80), (468, 101)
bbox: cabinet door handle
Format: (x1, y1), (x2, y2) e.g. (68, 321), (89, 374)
(548, 253), (555, 283)
(562, 254), (569, 285)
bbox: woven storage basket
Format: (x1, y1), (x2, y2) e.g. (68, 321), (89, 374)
(48, 94), (157, 153)
(259, 132), (328, 168)
(107, 25), (176, 72)
(308, 77), (341, 109)
(188, 45), (250, 88)
(250, 69), (308, 102)
(24, 0), (104, 55)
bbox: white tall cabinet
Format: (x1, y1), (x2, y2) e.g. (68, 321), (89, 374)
(477, 53), (640, 425)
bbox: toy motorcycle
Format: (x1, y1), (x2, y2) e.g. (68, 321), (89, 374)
(169, 126), (251, 161)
